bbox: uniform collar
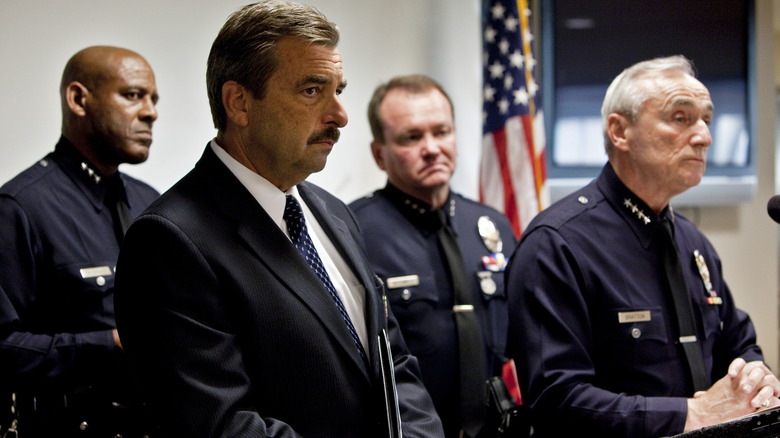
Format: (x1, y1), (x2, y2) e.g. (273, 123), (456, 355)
(597, 163), (672, 249)
(51, 136), (124, 209)
(382, 182), (456, 234)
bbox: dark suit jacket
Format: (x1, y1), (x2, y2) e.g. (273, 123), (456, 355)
(114, 146), (443, 437)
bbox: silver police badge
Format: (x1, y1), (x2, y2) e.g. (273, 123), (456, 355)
(478, 216), (508, 272)
(478, 271), (497, 295)
(477, 216), (502, 253)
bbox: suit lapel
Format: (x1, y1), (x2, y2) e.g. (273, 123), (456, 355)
(198, 149), (372, 377)
(299, 183), (383, 376)
(298, 184), (377, 297)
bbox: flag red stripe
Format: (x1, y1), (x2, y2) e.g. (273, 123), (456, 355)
(480, 0), (546, 238)
(492, 129), (521, 237)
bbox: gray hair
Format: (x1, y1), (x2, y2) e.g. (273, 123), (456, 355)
(206, 0), (340, 131)
(601, 55), (696, 152)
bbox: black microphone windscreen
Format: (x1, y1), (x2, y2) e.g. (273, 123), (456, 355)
(767, 195), (780, 224)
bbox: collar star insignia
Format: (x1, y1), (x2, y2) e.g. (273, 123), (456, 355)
(623, 198), (651, 225)
(403, 198), (427, 215)
(402, 197), (456, 217)
(80, 162), (102, 184)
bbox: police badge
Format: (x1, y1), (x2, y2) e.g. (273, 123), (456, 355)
(478, 216), (508, 272)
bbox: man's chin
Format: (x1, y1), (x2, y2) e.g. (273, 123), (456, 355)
(122, 146), (151, 165)
(421, 173), (451, 188)
(306, 153), (330, 173)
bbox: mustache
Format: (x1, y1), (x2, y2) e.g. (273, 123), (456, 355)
(307, 127), (340, 144)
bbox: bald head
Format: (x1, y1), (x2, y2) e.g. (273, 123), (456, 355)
(60, 46), (159, 176)
(60, 46), (151, 111)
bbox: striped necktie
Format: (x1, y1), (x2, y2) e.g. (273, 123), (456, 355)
(283, 195), (366, 363)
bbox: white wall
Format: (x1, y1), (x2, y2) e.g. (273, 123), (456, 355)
(0, 0), (482, 203)
(2, 0), (778, 370)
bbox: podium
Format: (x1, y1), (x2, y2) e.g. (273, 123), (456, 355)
(669, 407), (780, 438)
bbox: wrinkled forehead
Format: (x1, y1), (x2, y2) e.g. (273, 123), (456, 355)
(637, 70), (713, 113)
(275, 38), (344, 85)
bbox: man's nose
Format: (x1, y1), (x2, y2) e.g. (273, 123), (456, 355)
(691, 119), (711, 148)
(140, 95), (158, 122)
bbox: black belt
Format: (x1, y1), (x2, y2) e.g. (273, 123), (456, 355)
(14, 387), (136, 412)
(8, 389), (155, 438)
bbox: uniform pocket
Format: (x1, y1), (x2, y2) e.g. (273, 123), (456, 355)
(476, 270), (506, 301)
(595, 307), (672, 370)
(53, 261), (115, 296)
(386, 274), (438, 306)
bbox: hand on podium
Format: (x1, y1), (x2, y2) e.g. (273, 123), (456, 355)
(684, 358), (780, 432)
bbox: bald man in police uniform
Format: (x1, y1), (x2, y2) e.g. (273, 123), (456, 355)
(350, 74), (517, 438)
(0, 46), (159, 437)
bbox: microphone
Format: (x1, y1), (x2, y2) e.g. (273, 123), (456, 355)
(767, 195), (780, 224)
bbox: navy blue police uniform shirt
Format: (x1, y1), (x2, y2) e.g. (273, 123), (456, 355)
(505, 163), (764, 438)
(350, 183), (517, 436)
(0, 137), (159, 392)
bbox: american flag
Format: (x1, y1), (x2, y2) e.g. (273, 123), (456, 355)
(479, 0), (548, 238)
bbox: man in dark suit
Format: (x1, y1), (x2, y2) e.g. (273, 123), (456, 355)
(113, 1), (444, 437)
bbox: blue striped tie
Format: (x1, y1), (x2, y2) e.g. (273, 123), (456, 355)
(283, 195), (366, 362)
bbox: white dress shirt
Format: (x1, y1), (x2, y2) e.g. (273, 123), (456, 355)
(210, 140), (368, 355)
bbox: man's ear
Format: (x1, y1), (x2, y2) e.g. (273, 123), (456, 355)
(222, 81), (250, 128)
(370, 141), (386, 170)
(606, 113), (631, 152)
(64, 81), (89, 117)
